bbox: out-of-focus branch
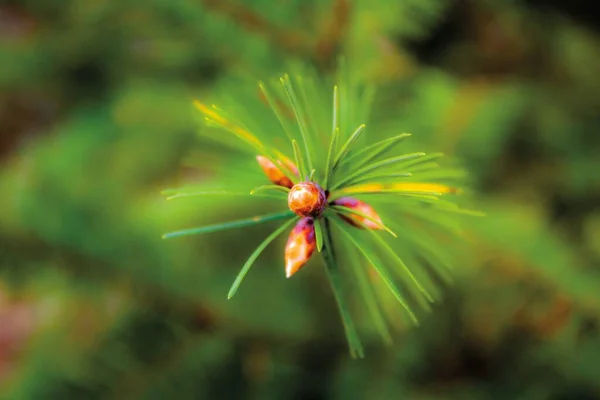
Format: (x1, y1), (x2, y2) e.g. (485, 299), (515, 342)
(201, 0), (312, 56)
(314, 0), (351, 68)
(201, 0), (352, 69)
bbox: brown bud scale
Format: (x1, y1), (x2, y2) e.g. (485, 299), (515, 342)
(256, 155), (293, 188)
(284, 217), (316, 278)
(288, 182), (327, 217)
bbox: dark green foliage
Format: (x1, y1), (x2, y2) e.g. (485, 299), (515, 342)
(2, 0), (600, 398)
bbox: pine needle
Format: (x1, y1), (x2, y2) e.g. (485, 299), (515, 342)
(330, 186), (444, 199)
(194, 100), (267, 155)
(392, 226), (454, 284)
(162, 211), (294, 239)
(321, 221), (364, 358)
(228, 218), (297, 299)
(400, 152), (444, 171)
(292, 139), (308, 179)
(366, 229), (435, 304)
(315, 218), (324, 252)
(340, 133), (412, 170)
(164, 190), (283, 201)
(280, 75), (314, 172)
(366, 182), (457, 195)
(332, 124), (366, 172)
(347, 246), (393, 345)
(295, 75), (320, 151)
(323, 127), (340, 189)
(400, 206), (465, 238)
(332, 85), (339, 135)
(332, 219), (418, 325)
(332, 153), (427, 189)
(304, 74), (329, 146)
(411, 169), (466, 181)
(259, 82), (296, 143)
(250, 185), (290, 195)
(359, 85), (377, 125)
(341, 172), (413, 187)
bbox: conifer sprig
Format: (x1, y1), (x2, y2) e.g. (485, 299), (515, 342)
(163, 68), (480, 358)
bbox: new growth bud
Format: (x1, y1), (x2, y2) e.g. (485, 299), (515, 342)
(277, 155), (299, 177)
(285, 217), (316, 278)
(334, 197), (383, 230)
(288, 182), (327, 217)
(256, 155), (294, 188)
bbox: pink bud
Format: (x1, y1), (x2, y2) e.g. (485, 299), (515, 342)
(256, 156), (294, 188)
(284, 217), (316, 278)
(334, 197), (383, 230)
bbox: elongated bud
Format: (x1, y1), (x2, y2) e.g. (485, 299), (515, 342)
(285, 217), (316, 278)
(334, 197), (383, 230)
(256, 155), (293, 188)
(278, 156), (299, 177)
(288, 182), (327, 217)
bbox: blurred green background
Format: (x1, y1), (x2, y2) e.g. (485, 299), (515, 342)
(2, 0), (600, 399)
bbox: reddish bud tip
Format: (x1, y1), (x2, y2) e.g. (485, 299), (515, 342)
(334, 197), (383, 230)
(256, 156), (294, 188)
(277, 157), (299, 177)
(285, 217), (316, 278)
(288, 182), (327, 217)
